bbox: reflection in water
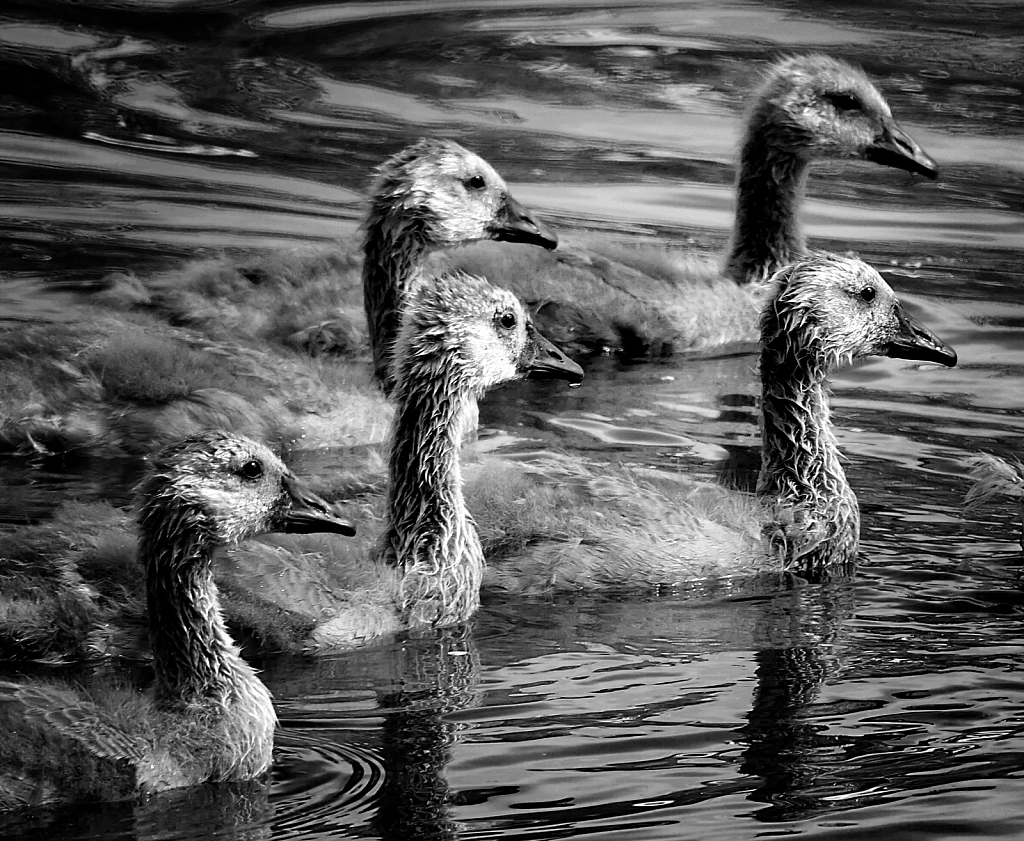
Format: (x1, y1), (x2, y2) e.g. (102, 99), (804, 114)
(374, 628), (480, 841)
(132, 781), (274, 841)
(740, 584), (854, 823)
(0, 775), (274, 840)
(442, 582), (860, 837)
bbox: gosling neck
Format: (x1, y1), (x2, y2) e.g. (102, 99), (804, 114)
(139, 497), (252, 712)
(362, 207), (431, 389)
(757, 337), (859, 572)
(377, 361), (484, 629)
(725, 127), (811, 286)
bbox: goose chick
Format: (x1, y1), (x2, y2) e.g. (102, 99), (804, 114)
(482, 255), (956, 592)
(725, 53), (936, 286)
(0, 274), (581, 659)
(363, 138), (556, 390)
(448, 54), (937, 355)
(0, 431), (354, 808)
(0, 140), (555, 459)
(306, 272), (583, 646)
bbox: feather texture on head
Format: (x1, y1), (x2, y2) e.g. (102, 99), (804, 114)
(361, 138), (556, 389)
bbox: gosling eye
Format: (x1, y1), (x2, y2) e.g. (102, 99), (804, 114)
(824, 92), (862, 112)
(859, 286), (876, 303)
(497, 309), (517, 330)
(238, 459), (264, 481)
(466, 174), (486, 190)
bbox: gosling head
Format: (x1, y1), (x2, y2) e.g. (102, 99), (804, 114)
(368, 138), (557, 250)
(395, 271), (584, 397)
(138, 431), (355, 547)
(763, 254), (957, 373)
(750, 54), (937, 178)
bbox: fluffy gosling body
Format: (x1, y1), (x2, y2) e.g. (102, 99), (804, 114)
(0, 273), (583, 658)
(0, 431), (354, 808)
(483, 255), (956, 592)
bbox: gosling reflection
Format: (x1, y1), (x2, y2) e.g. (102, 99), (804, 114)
(0, 768), (273, 840)
(738, 581), (856, 821)
(373, 626), (481, 841)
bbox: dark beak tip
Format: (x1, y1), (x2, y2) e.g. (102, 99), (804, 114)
(550, 366), (585, 387)
(281, 478), (357, 536)
(866, 123), (939, 181)
(913, 154), (940, 180)
(495, 193), (558, 250)
(885, 335), (958, 369)
(561, 365), (586, 386)
(526, 349), (585, 385)
(526, 364), (584, 384)
(282, 510), (357, 537)
(885, 304), (957, 368)
(918, 344), (958, 368)
(320, 503), (358, 536)
(494, 223), (558, 251)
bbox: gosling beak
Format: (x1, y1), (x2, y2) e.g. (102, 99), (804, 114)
(865, 118), (938, 179)
(492, 193), (558, 250)
(525, 323), (584, 385)
(277, 475), (356, 536)
(885, 302), (957, 367)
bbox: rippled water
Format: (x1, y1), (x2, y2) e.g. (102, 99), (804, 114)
(1, 0), (1023, 838)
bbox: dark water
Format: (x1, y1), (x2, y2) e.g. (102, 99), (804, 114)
(1, 1), (1024, 838)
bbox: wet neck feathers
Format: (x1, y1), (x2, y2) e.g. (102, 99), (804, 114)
(139, 497), (266, 713)
(726, 126), (811, 286)
(757, 329), (859, 570)
(362, 206), (431, 388)
(376, 362), (483, 629)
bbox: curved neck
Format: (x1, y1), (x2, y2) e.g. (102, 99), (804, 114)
(377, 363), (483, 628)
(726, 128), (810, 286)
(362, 209), (430, 388)
(139, 500), (251, 712)
(756, 339), (859, 572)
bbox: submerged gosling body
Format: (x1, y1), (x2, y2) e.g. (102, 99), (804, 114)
(0, 432), (354, 808)
(362, 138), (556, 389)
(483, 255), (956, 592)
